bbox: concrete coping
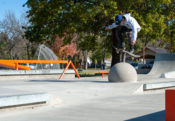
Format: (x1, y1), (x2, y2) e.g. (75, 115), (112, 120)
(0, 69), (75, 75)
(0, 93), (50, 108)
(143, 81), (175, 91)
(161, 71), (175, 79)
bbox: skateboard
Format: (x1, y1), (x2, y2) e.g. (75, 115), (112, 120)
(113, 46), (140, 62)
(122, 50), (141, 58)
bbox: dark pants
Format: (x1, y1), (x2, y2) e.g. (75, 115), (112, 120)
(117, 26), (133, 51)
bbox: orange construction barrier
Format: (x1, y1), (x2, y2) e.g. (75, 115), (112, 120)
(0, 60), (68, 64)
(0, 60), (80, 80)
(0, 62), (30, 70)
(99, 71), (109, 78)
(166, 89), (175, 121)
(59, 61), (80, 80)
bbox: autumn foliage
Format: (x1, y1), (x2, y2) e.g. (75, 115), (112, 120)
(53, 35), (79, 59)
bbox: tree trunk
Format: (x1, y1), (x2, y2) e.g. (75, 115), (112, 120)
(111, 28), (120, 67)
(142, 46), (145, 64)
(142, 37), (148, 64)
(26, 43), (31, 60)
(170, 32), (174, 53)
(83, 51), (88, 70)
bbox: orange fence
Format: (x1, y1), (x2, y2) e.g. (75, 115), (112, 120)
(0, 61), (31, 70)
(99, 71), (109, 78)
(0, 60), (80, 80)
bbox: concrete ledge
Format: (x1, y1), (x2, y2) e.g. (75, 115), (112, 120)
(0, 69), (76, 80)
(0, 93), (50, 108)
(0, 74), (75, 81)
(143, 81), (175, 91)
(161, 71), (175, 79)
(0, 69), (74, 75)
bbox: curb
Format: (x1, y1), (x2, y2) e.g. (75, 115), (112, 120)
(143, 81), (175, 91)
(0, 93), (50, 108)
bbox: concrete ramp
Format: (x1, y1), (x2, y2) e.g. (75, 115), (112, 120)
(148, 54), (175, 77)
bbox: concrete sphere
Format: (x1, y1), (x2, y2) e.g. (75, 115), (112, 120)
(108, 62), (137, 82)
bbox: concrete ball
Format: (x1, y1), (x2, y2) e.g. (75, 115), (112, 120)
(108, 62), (137, 82)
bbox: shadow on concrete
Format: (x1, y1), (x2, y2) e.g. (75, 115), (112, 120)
(125, 110), (165, 121)
(28, 80), (111, 83)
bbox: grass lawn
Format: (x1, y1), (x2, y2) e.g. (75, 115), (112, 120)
(77, 68), (109, 77)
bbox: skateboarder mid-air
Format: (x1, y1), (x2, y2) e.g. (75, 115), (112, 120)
(106, 13), (141, 53)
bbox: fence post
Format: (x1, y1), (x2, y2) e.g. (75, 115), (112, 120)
(15, 63), (19, 70)
(59, 61), (71, 80)
(70, 61), (80, 79)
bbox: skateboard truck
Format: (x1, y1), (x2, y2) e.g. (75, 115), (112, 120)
(113, 46), (140, 62)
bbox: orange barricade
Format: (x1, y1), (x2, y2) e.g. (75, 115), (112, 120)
(0, 62), (30, 70)
(99, 71), (109, 78)
(0, 60), (80, 80)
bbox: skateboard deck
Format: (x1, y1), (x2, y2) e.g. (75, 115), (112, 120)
(122, 50), (140, 58)
(113, 46), (140, 58)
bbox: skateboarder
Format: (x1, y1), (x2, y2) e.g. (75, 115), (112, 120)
(106, 13), (141, 53)
(105, 14), (123, 30)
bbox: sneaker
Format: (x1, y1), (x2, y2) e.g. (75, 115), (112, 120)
(129, 49), (134, 54)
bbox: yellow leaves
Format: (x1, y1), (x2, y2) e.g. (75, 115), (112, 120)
(59, 6), (62, 10)
(38, 3), (44, 9)
(104, 10), (108, 16)
(161, 0), (171, 4)
(109, 1), (117, 9)
(145, 13), (154, 23)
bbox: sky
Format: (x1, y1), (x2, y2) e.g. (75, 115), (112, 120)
(0, 0), (28, 20)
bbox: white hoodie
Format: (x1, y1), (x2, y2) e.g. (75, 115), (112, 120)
(122, 13), (141, 41)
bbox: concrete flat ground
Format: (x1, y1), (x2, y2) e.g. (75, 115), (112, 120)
(0, 76), (169, 121)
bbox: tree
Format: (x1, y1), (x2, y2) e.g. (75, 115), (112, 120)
(0, 32), (9, 59)
(52, 34), (79, 59)
(24, 0), (118, 42)
(24, 0), (174, 66)
(167, 21), (175, 52)
(24, 0), (118, 68)
(0, 11), (25, 59)
(0, 11), (38, 59)
(163, 0), (175, 52)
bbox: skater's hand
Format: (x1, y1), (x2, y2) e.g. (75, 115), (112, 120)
(131, 40), (136, 45)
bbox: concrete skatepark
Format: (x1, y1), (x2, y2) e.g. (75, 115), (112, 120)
(0, 53), (174, 121)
